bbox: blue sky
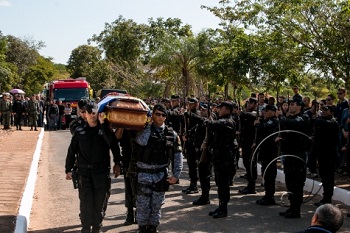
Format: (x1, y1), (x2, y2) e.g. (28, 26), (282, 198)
(0, 0), (221, 64)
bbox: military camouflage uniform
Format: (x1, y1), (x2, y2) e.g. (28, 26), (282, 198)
(135, 123), (183, 232)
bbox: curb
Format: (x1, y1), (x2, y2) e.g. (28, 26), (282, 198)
(14, 128), (44, 233)
(238, 159), (350, 205)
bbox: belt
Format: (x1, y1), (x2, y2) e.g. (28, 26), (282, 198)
(78, 163), (106, 169)
(138, 167), (166, 174)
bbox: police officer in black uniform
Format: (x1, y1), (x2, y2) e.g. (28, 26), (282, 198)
(167, 94), (184, 184)
(69, 99), (88, 135)
(192, 103), (212, 205)
(65, 102), (122, 233)
(277, 98), (309, 218)
(313, 105), (339, 206)
(182, 97), (202, 194)
(12, 94), (26, 130)
(167, 95), (183, 134)
(206, 101), (236, 218)
(239, 97), (258, 194)
(254, 104), (279, 205)
(115, 128), (138, 225)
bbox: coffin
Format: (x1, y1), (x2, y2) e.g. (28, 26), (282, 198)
(101, 96), (150, 130)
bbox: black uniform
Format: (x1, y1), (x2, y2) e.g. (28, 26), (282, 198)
(65, 120), (121, 232)
(12, 97), (26, 130)
(192, 111), (214, 205)
(207, 114), (235, 218)
(313, 115), (339, 204)
(279, 112), (309, 218)
(118, 129), (138, 225)
(167, 105), (183, 134)
(239, 110), (258, 193)
(255, 114), (279, 205)
(183, 109), (203, 193)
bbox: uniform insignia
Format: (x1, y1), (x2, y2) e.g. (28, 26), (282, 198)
(79, 130), (86, 135)
(77, 126), (84, 132)
(295, 116), (302, 122)
(267, 120), (273, 124)
(98, 129), (103, 135)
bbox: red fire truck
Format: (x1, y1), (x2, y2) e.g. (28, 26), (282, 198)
(44, 77), (92, 127)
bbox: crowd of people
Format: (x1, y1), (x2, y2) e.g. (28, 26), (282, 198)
(63, 85), (349, 233)
(0, 92), (75, 131)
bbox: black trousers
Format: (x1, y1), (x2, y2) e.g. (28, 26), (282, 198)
(198, 157), (212, 196)
(242, 143), (257, 188)
(261, 155), (277, 198)
(186, 142), (199, 184)
(78, 171), (110, 228)
(213, 152), (235, 205)
(284, 157), (306, 212)
(318, 157), (336, 202)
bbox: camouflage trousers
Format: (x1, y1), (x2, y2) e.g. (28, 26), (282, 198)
(136, 172), (165, 226)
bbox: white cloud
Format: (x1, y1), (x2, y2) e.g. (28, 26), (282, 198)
(0, 0), (11, 7)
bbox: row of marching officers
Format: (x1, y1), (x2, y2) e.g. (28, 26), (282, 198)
(177, 95), (340, 220)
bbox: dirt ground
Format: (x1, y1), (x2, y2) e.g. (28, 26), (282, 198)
(0, 127), (41, 233)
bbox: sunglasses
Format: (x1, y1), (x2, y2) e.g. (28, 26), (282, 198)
(326, 98), (332, 101)
(154, 112), (167, 117)
(337, 92), (344, 95)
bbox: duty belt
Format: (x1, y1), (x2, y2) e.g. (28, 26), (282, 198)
(138, 167), (166, 174)
(78, 163), (106, 169)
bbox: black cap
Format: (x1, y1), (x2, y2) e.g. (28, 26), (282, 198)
(263, 104), (277, 111)
(85, 102), (98, 114)
(188, 97), (198, 104)
(322, 105), (335, 112)
(171, 95), (180, 100)
(217, 101), (234, 111)
(200, 104), (208, 109)
(211, 103), (218, 107)
(248, 97), (257, 104)
(78, 99), (89, 110)
(161, 98), (170, 103)
(290, 97), (304, 106)
(153, 104), (167, 114)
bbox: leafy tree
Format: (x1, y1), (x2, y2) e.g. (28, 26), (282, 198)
(0, 32), (17, 92)
(22, 56), (57, 95)
(204, 0), (350, 90)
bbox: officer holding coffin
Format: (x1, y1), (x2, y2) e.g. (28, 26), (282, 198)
(205, 101), (236, 218)
(65, 102), (121, 233)
(134, 104), (183, 233)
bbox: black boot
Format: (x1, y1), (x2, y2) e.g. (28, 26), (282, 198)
(193, 194), (210, 205)
(81, 226), (91, 233)
(238, 186), (256, 194)
(148, 225), (159, 233)
(212, 202), (228, 219)
(91, 226), (102, 233)
(137, 225), (148, 233)
(182, 182), (199, 194)
(124, 208), (135, 225)
(208, 207), (220, 216)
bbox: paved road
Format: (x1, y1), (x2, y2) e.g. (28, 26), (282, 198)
(28, 130), (350, 233)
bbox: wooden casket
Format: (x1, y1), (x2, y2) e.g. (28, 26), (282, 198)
(104, 97), (150, 130)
